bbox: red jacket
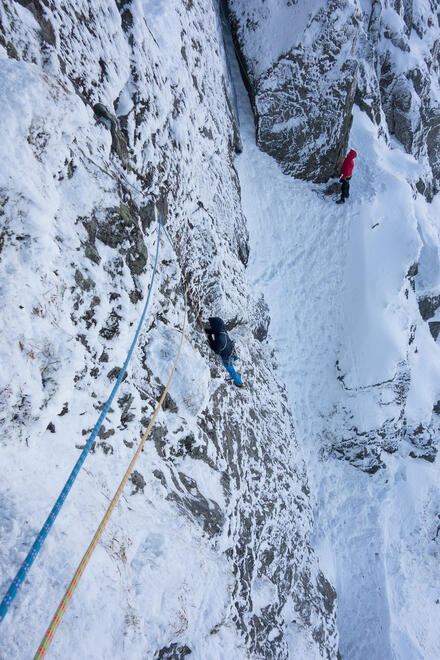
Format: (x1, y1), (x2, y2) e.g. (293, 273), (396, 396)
(340, 149), (357, 179)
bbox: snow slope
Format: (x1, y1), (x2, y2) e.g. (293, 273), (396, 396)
(229, 18), (440, 659)
(0, 1), (337, 658)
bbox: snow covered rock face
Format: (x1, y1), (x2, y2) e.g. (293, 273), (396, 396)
(355, 0), (440, 200)
(328, 167), (440, 475)
(329, 0), (440, 469)
(0, 1), (337, 658)
(226, 0), (360, 181)
(227, 0), (440, 196)
(224, 0), (440, 472)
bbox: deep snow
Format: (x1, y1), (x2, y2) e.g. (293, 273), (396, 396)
(229, 20), (440, 660)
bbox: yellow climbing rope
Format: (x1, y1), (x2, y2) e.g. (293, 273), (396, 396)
(34, 290), (187, 659)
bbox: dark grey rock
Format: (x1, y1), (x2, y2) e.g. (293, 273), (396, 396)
(151, 425), (167, 455)
(426, 109), (440, 199)
(164, 470), (225, 537)
(0, 37), (19, 60)
(331, 359), (416, 472)
(227, 0), (360, 181)
(409, 450), (436, 463)
(389, 75), (421, 152)
(429, 321), (440, 341)
(251, 294), (270, 342)
(98, 425), (115, 440)
(99, 350), (109, 363)
(407, 421), (438, 463)
(126, 239), (147, 275)
(93, 103), (129, 162)
(154, 643), (191, 660)
(66, 158), (75, 179)
(155, 196), (168, 223)
(97, 441), (114, 455)
(86, 204), (149, 277)
(181, 435), (195, 453)
(99, 310), (122, 340)
(84, 243), (101, 265)
(75, 336), (90, 355)
(130, 470), (146, 494)
(129, 289), (142, 304)
(58, 403), (68, 416)
(74, 269), (95, 292)
(407, 262), (418, 278)
(15, 0), (56, 46)
(82, 296), (100, 330)
(107, 366), (127, 381)
(162, 391), (178, 414)
(418, 295), (440, 321)
(324, 181), (343, 196)
(361, 3), (440, 199)
(119, 393), (135, 426)
(152, 468), (167, 489)
(116, 2), (134, 33)
(317, 570), (337, 615)
(82, 216), (98, 243)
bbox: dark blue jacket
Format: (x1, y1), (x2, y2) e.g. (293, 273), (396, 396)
(207, 317), (234, 359)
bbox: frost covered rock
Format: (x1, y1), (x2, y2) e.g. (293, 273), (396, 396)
(0, 1), (337, 658)
(226, 0), (360, 181)
(226, 0), (440, 197)
(356, 0), (440, 199)
(93, 102), (129, 162)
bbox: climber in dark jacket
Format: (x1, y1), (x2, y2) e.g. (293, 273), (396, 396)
(337, 149), (357, 204)
(205, 317), (245, 388)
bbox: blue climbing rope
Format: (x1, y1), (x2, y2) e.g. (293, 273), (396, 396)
(0, 217), (162, 623)
(160, 221), (173, 250)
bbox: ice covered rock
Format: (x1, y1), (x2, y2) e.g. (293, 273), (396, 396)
(93, 102), (129, 162)
(0, 1), (337, 658)
(226, 0), (360, 181)
(356, 0), (440, 199)
(227, 0), (440, 198)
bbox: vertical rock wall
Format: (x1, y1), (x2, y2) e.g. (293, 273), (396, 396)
(226, 0), (440, 194)
(226, 0), (360, 180)
(0, 1), (338, 657)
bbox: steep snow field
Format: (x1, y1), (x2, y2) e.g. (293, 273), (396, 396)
(228, 24), (440, 660)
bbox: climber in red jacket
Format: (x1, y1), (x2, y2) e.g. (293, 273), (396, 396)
(336, 149), (357, 204)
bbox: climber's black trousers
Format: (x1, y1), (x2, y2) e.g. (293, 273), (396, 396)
(341, 178), (350, 200)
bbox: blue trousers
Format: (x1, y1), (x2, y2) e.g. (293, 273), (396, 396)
(222, 354), (243, 386)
